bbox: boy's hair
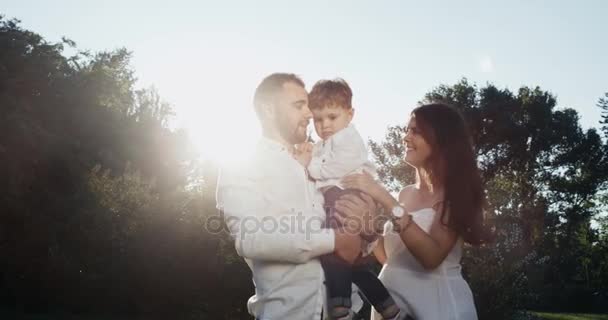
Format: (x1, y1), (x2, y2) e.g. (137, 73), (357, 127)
(253, 73), (305, 117)
(308, 78), (353, 110)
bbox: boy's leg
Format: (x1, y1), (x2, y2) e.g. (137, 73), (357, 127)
(352, 268), (401, 319)
(322, 187), (363, 319)
(321, 254), (354, 319)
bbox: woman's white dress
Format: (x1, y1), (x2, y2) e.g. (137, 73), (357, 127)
(371, 208), (478, 320)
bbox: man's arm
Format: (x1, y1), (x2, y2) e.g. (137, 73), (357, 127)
(217, 174), (335, 264)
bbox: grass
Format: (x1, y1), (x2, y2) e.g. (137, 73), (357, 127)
(532, 312), (608, 320)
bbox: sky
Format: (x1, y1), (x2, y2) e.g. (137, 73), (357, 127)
(3, 0), (607, 163)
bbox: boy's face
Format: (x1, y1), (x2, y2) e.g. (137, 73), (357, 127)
(311, 104), (354, 140)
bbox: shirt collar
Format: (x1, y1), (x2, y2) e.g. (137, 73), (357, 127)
(321, 123), (355, 143)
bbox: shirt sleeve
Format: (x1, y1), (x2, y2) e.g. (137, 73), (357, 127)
(216, 168), (335, 264)
(307, 126), (370, 180)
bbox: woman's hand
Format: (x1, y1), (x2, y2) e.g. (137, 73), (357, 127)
(343, 172), (399, 215)
(341, 171), (381, 198)
(393, 212), (413, 233)
(334, 193), (377, 234)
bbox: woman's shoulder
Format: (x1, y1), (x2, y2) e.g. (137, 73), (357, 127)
(398, 184), (418, 203)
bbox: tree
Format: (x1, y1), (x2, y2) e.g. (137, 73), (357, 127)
(599, 92), (608, 138)
(0, 16), (251, 319)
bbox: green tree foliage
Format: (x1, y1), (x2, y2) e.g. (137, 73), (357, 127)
(0, 17), (251, 319)
(599, 92), (608, 138)
(369, 79), (608, 318)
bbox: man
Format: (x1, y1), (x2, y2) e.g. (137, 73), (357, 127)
(216, 73), (375, 319)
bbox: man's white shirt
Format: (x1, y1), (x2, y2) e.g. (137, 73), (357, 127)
(216, 137), (335, 320)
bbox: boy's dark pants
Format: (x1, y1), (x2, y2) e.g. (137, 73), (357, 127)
(321, 187), (394, 314)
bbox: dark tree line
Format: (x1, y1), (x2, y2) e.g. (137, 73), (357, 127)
(0, 17), (249, 319)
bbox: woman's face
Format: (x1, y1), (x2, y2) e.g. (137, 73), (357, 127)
(403, 116), (433, 168)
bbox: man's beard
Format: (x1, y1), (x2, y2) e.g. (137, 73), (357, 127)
(276, 116), (307, 145)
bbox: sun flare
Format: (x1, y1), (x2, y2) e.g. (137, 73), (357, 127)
(184, 105), (261, 167)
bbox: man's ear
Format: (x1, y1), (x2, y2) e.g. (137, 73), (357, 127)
(260, 103), (275, 119)
(348, 108), (355, 121)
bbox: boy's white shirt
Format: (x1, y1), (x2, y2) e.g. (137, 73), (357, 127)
(307, 123), (380, 256)
(308, 124), (378, 189)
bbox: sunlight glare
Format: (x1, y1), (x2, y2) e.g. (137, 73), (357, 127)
(184, 105), (260, 167)
(150, 40), (266, 168)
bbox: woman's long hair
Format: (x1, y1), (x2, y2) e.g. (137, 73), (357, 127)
(411, 103), (489, 245)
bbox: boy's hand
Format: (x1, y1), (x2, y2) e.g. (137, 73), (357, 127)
(295, 142), (314, 153)
(293, 142), (313, 167)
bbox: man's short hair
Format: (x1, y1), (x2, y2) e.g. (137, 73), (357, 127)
(308, 78), (353, 110)
(253, 73), (305, 117)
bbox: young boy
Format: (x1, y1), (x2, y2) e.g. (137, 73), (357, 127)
(294, 79), (405, 320)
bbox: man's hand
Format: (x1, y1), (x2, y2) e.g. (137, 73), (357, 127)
(334, 193), (379, 236)
(353, 252), (375, 266)
(334, 229), (362, 264)
(293, 142), (313, 167)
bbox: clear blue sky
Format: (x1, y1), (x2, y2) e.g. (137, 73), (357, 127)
(4, 0), (607, 161)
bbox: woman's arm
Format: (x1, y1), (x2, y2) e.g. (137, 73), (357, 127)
(341, 172), (400, 214)
(342, 174), (458, 270)
(395, 207), (458, 270)
(371, 186), (458, 270)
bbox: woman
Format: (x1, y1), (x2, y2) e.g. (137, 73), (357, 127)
(341, 103), (488, 320)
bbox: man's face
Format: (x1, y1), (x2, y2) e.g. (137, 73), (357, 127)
(273, 82), (312, 144)
(312, 104), (354, 140)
